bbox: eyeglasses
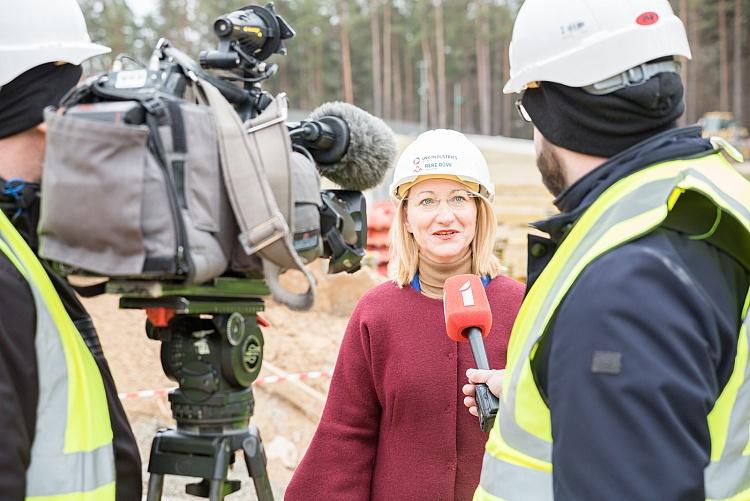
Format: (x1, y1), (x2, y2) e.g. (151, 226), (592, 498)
(515, 97), (532, 123)
(405, 191), (479, 212)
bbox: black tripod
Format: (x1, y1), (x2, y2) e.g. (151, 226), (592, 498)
(146, 425), (272, 500)
(117, 278), (276, 500)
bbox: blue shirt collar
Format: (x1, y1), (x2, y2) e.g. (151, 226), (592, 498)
(410, 273), (491, 293)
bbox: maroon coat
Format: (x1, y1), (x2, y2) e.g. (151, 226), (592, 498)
(285, 276), (524, 501)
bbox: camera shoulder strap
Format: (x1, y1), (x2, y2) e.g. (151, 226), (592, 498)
(195, 79), (316, 310)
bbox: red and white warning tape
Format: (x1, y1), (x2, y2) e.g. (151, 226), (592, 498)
(119, 388), (173, 400)
(118, 369), (333, 401)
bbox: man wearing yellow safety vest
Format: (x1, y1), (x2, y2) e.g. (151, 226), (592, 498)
(462, 1), (750, 499)
(0, 1), (141, 499)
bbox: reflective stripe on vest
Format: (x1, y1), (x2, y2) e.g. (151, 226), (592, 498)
(476, 150), (750, 501)
(0, 212), (116, 500)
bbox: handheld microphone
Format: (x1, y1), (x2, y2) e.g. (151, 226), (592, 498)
(291, 101), (396, 191)
(444, 274), (499, 433)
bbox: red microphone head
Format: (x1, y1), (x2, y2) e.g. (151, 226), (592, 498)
(443, 274), (492, 342)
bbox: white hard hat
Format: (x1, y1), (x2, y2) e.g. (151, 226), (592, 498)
(389, 129), (494, 202)
(503, 0), (691, 94)
(0, 0), (110, 87)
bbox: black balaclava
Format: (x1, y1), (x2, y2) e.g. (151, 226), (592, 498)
(0, 63), (80, 248)
(0, 62), (82, 139)
(522, 71), (685, 158)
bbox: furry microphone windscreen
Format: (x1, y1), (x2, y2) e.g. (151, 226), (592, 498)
(308, 102), (396, 191)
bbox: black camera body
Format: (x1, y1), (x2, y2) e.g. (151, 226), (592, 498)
(49, 5), (367, 286)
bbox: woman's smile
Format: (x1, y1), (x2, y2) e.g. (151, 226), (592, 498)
(404, 178), (478, 264)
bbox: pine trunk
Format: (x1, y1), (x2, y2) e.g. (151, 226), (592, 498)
(339, 0), (354, 103)
(421, 34), (438, 127)
(370, 0), (382, 116)
(434, 0), (447, 128)
(404, 45), (416, 122)
(314, 42), (323, 107)
(719, 0), (730, 111)
(383, 1), (392, 119)
(475, 1), (492, 135)
(465, 76), (476, 134)
(732, 0), (743, 122)
(393, 37), (404, 121)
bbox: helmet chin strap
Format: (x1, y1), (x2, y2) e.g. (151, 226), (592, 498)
(583, 60), (682, 96)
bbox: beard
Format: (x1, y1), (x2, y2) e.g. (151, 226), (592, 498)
(536, 138), (567, 198)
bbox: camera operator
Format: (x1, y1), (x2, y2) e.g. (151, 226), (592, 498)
(0, 1), (141, 499)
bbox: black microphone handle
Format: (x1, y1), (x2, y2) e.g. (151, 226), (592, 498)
(475, 384), (499, 433)
(466, 327), (490, 370)
(465, 326), (499, 432)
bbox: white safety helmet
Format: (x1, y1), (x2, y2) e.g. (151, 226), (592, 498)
(503, 0), (691, 94)
(0, 0), (110, 87)
(389, 129), (494, 202)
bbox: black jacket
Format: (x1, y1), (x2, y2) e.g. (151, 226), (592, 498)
(529, 127), (750, 500)
(0, 188), (142, 500)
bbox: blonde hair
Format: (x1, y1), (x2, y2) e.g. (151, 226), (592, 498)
(388, 194), (503, 286)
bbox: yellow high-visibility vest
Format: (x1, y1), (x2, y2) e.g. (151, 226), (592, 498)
(475, 147), (750, 501)
(0, 209), (116, 501)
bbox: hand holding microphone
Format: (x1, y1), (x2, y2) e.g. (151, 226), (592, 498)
(444, 274), (500, 433)
(463, 369), (503, 418)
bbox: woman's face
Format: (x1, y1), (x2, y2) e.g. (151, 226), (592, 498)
(404, 178), (478, 263)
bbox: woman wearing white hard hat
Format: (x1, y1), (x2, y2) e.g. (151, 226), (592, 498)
(286, 129), (523, 501)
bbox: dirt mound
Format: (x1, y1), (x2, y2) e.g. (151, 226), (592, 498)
(278, 260), (387, 316)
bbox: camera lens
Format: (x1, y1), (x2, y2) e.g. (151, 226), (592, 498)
(213, 17), (232, 38)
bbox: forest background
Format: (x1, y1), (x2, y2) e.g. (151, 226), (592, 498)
(78, 0), (749, 140)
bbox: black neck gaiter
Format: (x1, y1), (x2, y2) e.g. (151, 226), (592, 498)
(0, 63), (82, 139)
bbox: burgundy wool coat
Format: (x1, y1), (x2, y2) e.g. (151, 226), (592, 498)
(285, 276), (524, 501)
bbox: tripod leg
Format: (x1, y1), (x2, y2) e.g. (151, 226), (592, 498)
(209, 479), (226, 501)
(146, 473), (164, 501)
(242, 426), (274, 501)
(206, 436), (233, 501)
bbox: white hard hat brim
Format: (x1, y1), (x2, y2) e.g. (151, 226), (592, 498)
(389, 173), (494, 202)
(0, 43), (111, 87)
(503, 18), (691, 94)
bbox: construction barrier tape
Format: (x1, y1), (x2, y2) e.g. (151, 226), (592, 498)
(118, 369), (333, 401)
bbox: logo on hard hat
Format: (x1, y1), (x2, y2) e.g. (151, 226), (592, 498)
(636, 12), (659, 26)
(560, 21), (587, 38)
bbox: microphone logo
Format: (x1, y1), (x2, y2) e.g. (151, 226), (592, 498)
(459, 280), (475, 307)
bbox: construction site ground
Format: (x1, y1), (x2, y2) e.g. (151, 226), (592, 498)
(83, 133), (556, 499)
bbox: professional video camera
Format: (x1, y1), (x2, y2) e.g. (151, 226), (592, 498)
(37, 4), (395, 500)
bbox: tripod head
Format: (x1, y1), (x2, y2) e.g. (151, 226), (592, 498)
(113, 278), (276, 499)
(114, 277), (268, 436)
